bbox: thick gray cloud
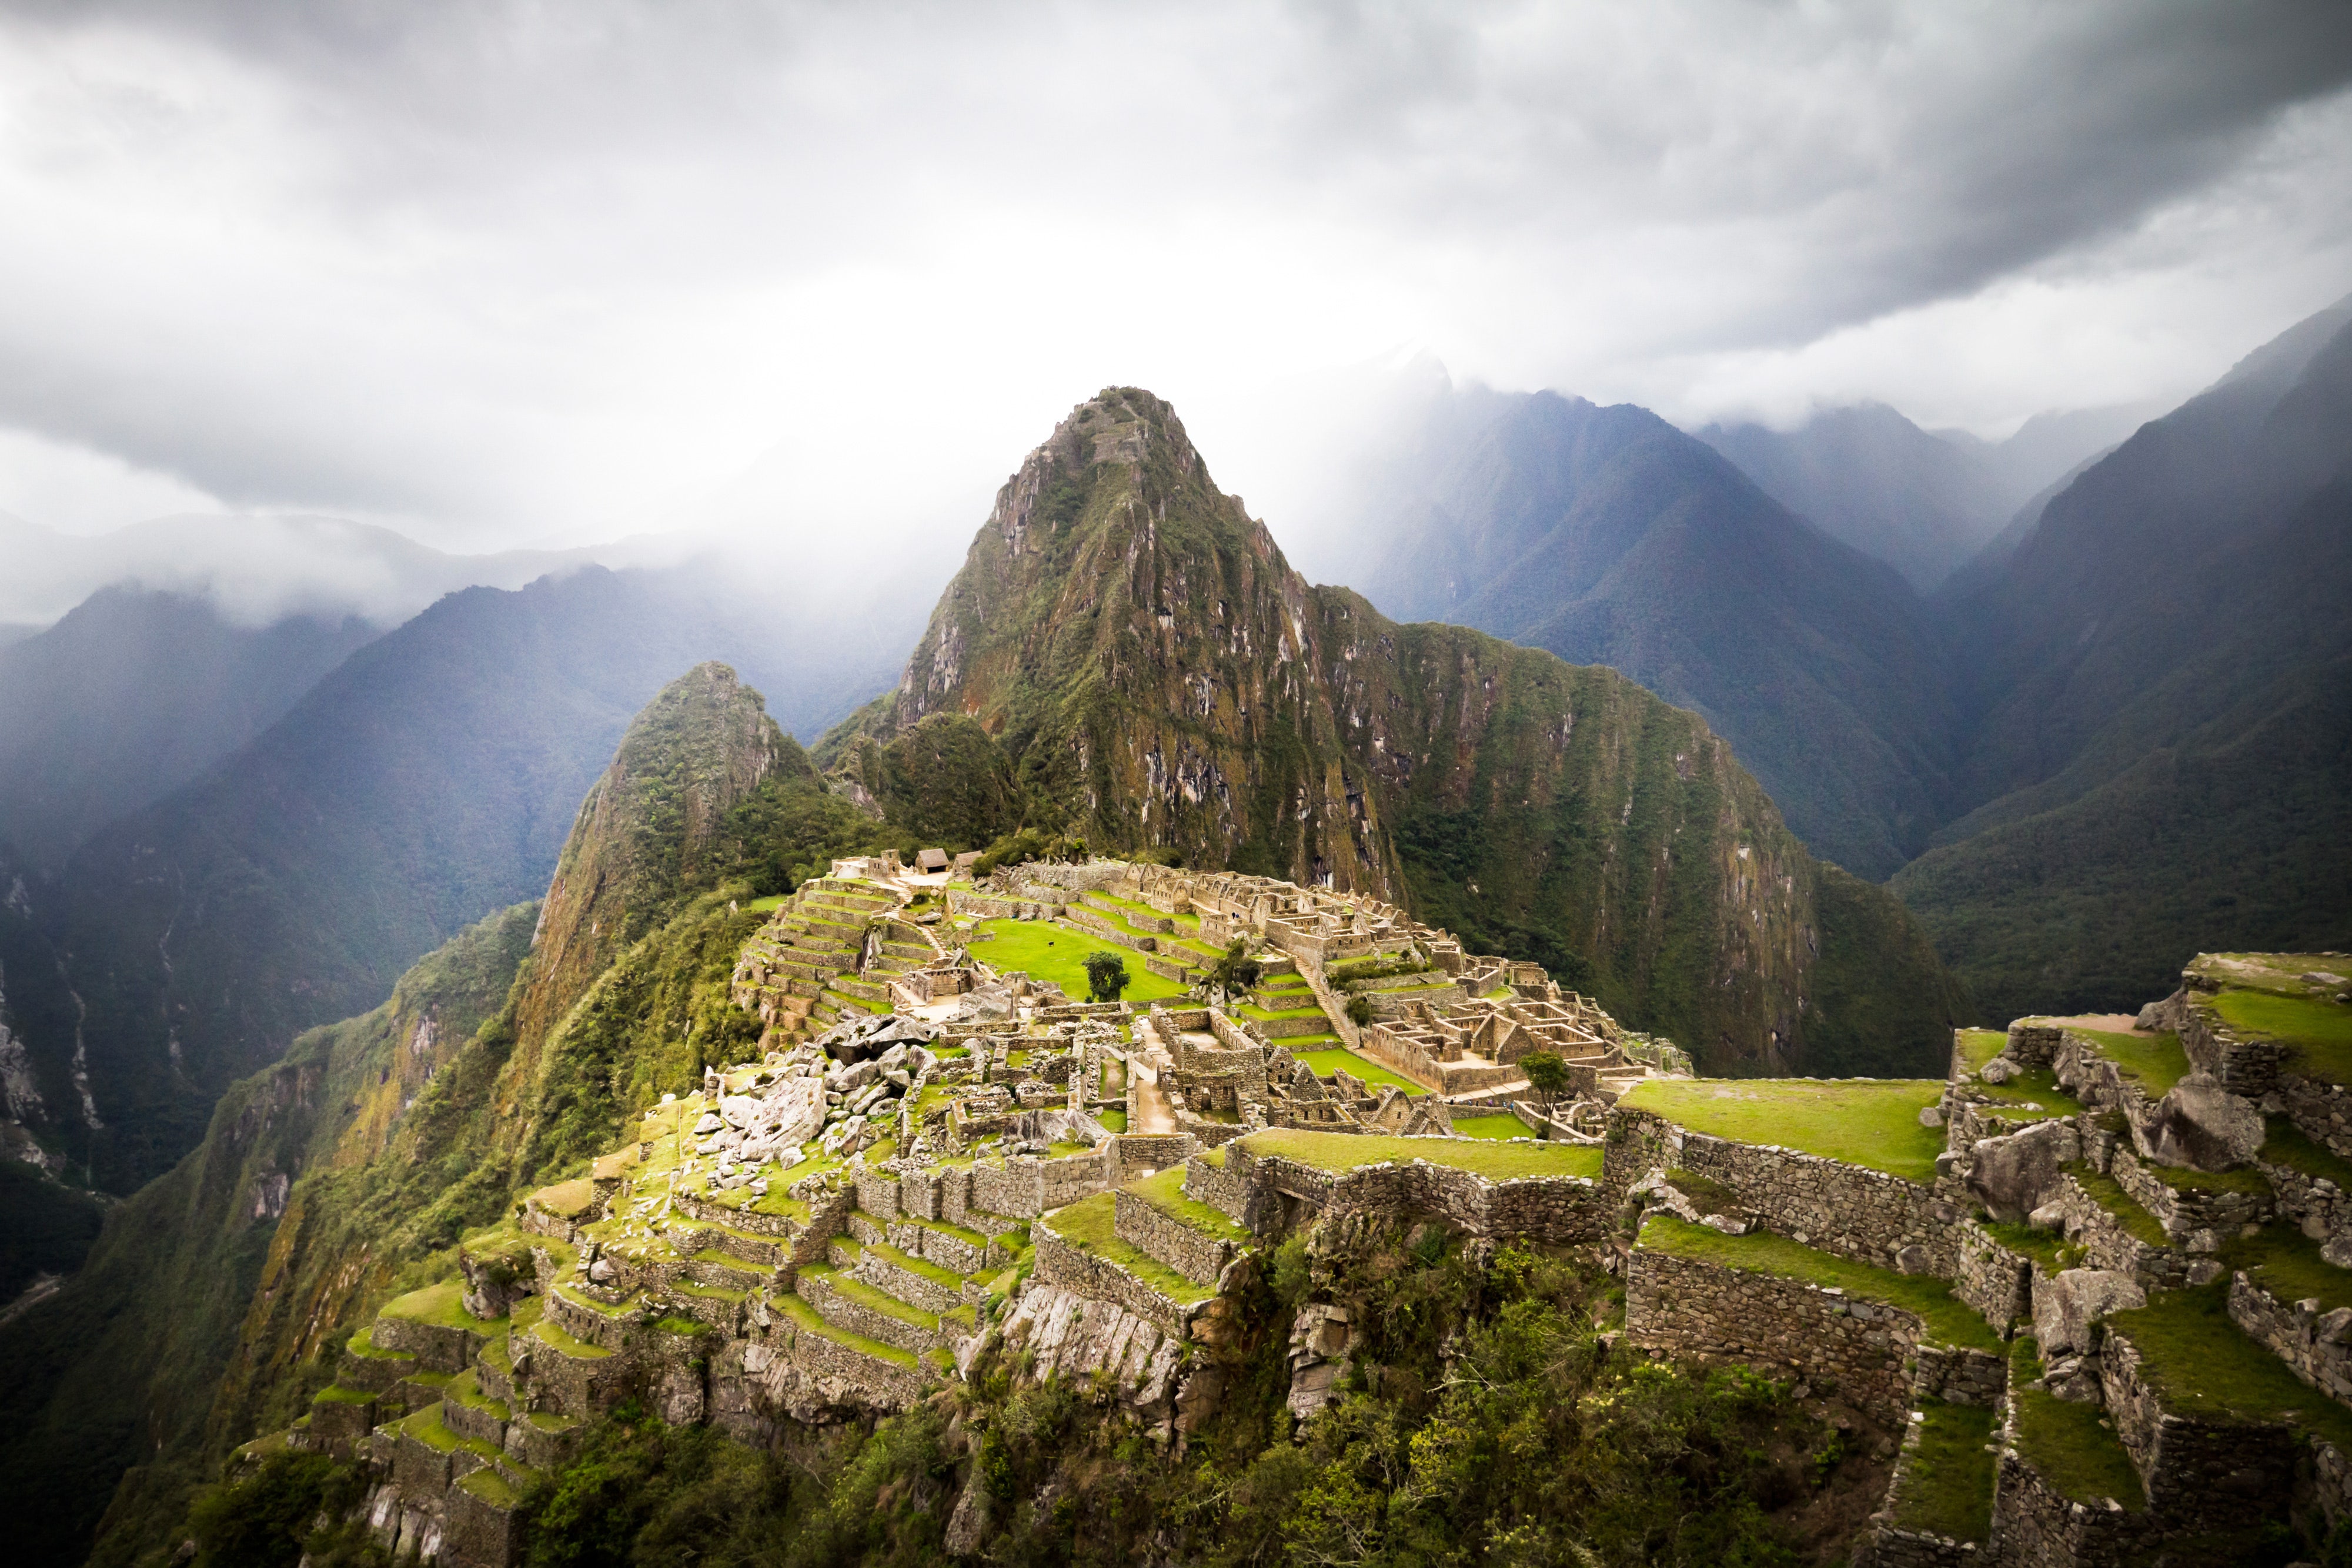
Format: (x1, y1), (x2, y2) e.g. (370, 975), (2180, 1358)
(0, 0), (2343, 561)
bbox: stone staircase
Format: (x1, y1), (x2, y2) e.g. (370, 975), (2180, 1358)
(731, 878), (916, 1042)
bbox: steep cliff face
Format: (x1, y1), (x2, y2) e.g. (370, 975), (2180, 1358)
(0, 903), (536, 1568)
(833, 389), (1962, 1072)
(508, 663), (800, 1092)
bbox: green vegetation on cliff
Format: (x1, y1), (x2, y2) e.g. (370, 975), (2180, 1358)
(0, 664), (910, 1568)
(181, 1226), (1887, 1566)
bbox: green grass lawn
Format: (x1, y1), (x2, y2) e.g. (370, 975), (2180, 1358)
(2213, 988), (2352, 1083)
(744, 894), (790, 913)
(1955, 1028), (2006, 1075)
(1095, 1107), (1128, 1134)
(2108, 1284), (2352, 1450)
(970, 919), (1188, 1002)
(2065, 1027), (2190, 1096)
(1977, 1219), (2076, 1277)
(1892, 1402), (1997, 1542)
(1637, 1215), (2000, 1350)
(2009, 1338), (2145, 1509)
(1293, 1047), (1425, 1095)
(1617, 1079), (1946, 1184)
(1240, 1128), (1603, 1182)
(1449, 1113), (1527, 1141)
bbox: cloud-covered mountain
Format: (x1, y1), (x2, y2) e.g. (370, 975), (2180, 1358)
(0, 589), (378, 866)
(1693, 400), (2154, 591)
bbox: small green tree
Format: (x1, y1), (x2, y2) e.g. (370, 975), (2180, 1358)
(1083, 950), (1130, 1003)
(1344, 994), (1375, 1028)
(1199, 941), (1263, 1007)
(1521, 1051), (1570, 1105)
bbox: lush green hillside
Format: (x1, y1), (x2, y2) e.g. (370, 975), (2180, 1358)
(0, 664), (904, 1568)
(828, 389), (1962, 1074)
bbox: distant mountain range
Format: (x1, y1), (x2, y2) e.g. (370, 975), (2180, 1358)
(1694, 401), (2147, 591)
(1341, 295), (2350, 1023)
(2, 296), (2344, 1213)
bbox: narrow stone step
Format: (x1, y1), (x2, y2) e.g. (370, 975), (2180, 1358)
(888, 1215), (992, 1275)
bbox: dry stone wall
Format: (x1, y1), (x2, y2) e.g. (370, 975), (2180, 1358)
(2098, 1328), (2300, 1533)
(1953, 1222), (2033, 1330)
(1224, 1142), (1611, 1243)
(1114, 1190), (1235, 1285)
(1033, 1226), (1200, 1339)
(1987, 1447), (2154, 1567)
(1608, 1109), (1961, 1274)
(2227, 1269), (2352, 1405)
(1623, 1246), (1922, 1425)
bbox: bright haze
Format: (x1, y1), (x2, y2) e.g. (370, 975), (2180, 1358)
(1, 0), (2348, 609)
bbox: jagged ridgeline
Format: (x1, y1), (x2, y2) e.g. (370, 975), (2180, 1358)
(824, 387), (1960, 1074)
(0, 665), (910, 1568)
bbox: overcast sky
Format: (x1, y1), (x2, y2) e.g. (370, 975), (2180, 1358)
(1, 0), (2347, 564)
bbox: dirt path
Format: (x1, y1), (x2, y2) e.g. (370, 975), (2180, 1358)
(1131, 1059), (1177, 1134)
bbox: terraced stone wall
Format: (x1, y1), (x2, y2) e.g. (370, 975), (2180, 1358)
(1031, 1226), (1198, 1338)
(1184, 1156), (1252, 1225)
(2034, 1174), (2194, 1290)
(1114, 1133), (1198, 1182)
(1608, 1109), (1961, 1274)
(1987, 1448), (2154, 1567)
(1623, 1247), (1923, 1425)
(1952, 1222), (2033, 1330)
(2097, 1329), (2298, 1532)
(2109, 1148), (2271, 1246)
(2227, 1269), (2352, 1405)
(1224, 1145), (1612, 1243)
(1113, 1191), (1234, 1285)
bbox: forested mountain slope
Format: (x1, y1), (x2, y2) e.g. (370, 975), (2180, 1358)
(10, 567), (897, 1198)
(0, 589), (378, 868)
(1344, 388), (1958, 881)
(828, 388), (1960, 1075)
(0, 663), (897, 1568)
(1895, 296), (2352, 1020)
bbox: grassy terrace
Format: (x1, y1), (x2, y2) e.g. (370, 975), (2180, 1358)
(1450, 1112), (1527, 1141)
(1955, 1028), (2006, 1075)
(1238, 1128), (1604, 1182)
(2225, 1225), (2352, 1315)
(2109, 1284), (2352, 1450)
(2062, 1163), (2170, 1249)
(2259, 1115), (2352, 1188)
(774, 1288), (918, 1368)
(2009, 1338), (2145, 1510)
(1126, 1166), (1251, 1246)
(1618, 1078), (1946, 1184)
(1042, 1192), (1215, 1305)
(1978, 1219), (2076, 1277)
(1293, 1047), (1424, 1095)
(1892, 1402), (1997, 1542)
(1973, 1065), (2085, 1124)
(970, 919), (1188, 1002)
(2213, 988), (2352, 1083)
(2063, 1027), (2190, 1096)
(1637, 1216), (2000, 1350)
(379, 1279), (500, 1333)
